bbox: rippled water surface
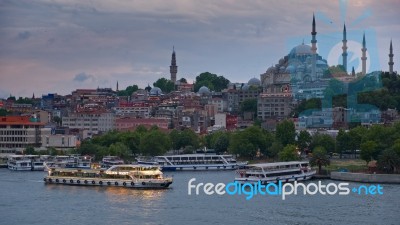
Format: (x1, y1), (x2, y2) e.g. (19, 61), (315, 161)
(0, 169), (399, 225)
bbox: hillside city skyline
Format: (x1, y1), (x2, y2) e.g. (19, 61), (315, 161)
(0, 0), (399, 98)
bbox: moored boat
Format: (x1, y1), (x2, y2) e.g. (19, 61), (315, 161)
(235, 161), (316, 184)
(100, 156), (124, 169)
(7, 155), (32, 171)
(43, 164), (173, 188)
(138, 154), (248, 171)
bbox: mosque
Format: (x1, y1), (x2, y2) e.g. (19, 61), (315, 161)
(257, 13), (389, 102)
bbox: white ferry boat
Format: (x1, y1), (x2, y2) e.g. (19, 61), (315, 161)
(235, 161), (316, 184)
(30, 155), (47, 171)
(44, 155), (92, 171)
(100, 156), (124, 169)
(43, 164), (173, 188)
(7, 155), (32, 171)
(138, 154), (248, 171)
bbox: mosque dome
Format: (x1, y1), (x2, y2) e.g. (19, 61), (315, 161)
(317, 60), (327, 65)
(150, 87), (162, 95)
(297, 64), (305, 72)
(198, 86), (211, 95)
(286, 65), (296, 73)
(248, 78), (261, 86)
(290, 44), (312, 56)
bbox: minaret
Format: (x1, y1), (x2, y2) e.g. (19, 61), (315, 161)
(311, 14), (317, 80)
(342, 23), (348, 72)
(352, 66), (355, 77)
(116, 81), (119, 92)
(311, 13), (317, 54)
(361, 33), (367, 76)
(389, 39), (394, 75)
(170, 46), (178, 83)
(32, 93), (35, 99)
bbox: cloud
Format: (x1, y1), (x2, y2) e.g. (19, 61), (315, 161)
(73, 72), (95, 82)
(17, 31), (31, 40)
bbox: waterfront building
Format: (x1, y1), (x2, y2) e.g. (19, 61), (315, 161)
(0, 116), (51, 153)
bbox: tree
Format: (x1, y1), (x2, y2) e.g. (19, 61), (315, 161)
(153, 78), (175, 93)
(310, 146), (330, 174)
(108, 142), (130, 160)
(25, 146), (36, 155)
(360, 140), (378, 166)
(229, 126), (266, 158)
(310, 133), (335, 154)
(293, 98), (321, 117)
(47, 147), (59, 156)
(297, 130), (311, 153)
(117, 85), (139, 96)
(275, 120), (296, 146)
(118, 131), (141, 156)
(139, 130), (171, 156)
(336, 129), (350, 158)
(194, 72), (230, 92)
(213, 133), (230, 154)
(377, 149), (400, 174)
(52, 116), (62, 126)
(169, 129), (199, 150)
(348, 126), (367, 157)
(268, 141), (282, 158)
(278, 144), (299, 161)
(16, 97), (33, 105)
(0, 109), (9, 116)
(240, 99), (257, 117)
(392, 138), (400, 157)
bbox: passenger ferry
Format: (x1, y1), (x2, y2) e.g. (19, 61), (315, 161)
(44, 155), (92, 171)
(30, 155), (47, 171)
(235, 161), (316, 184)
(43, 164), (173, 188)
(100, 156), (124, 169)
(7, 155), (32, 171)
(138, 154), (247, 171)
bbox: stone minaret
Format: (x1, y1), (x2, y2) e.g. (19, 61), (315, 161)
(389, 40), (394, 75)
(170, 46), (178, 83)
(342, 23), (348, 72)
(352, 66), (355, 77)
(311, 14), (317, 80)
(311, 13), (317, 54)
(361, 33), (367, 76)
(116, 81), (119, 92)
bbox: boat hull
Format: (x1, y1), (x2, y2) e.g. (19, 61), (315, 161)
(235, 171), (316, 184)
(43, 177), (172, 189)
(141, 163), (247, 171)
(8, 165), (32, 171)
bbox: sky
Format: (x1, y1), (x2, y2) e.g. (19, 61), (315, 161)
(0, 0), (399, 98)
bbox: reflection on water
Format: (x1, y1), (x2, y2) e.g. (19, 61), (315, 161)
(104, 186), (167, 200)
(44, 183), (168, 201)
(1, 169), (400, 225)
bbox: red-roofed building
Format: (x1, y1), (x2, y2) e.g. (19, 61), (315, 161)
(0, 116), (51, 152)
(115, 117), (169, 131)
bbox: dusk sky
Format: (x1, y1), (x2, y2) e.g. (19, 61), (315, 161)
(0, 0), (399, 98)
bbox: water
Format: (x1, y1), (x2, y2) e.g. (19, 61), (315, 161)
(0, 169), (399, 225)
